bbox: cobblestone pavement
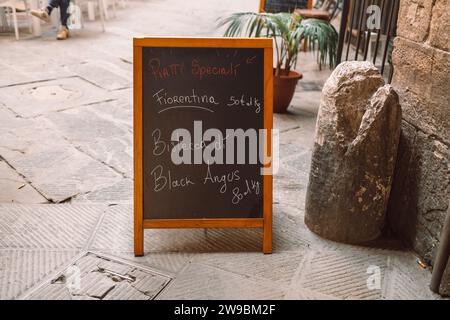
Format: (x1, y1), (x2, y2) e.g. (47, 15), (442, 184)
(0, 0), (444, 300)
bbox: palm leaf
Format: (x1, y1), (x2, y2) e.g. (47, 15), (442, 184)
(217, 12), (338, 73)
(298, 18), (338, 69)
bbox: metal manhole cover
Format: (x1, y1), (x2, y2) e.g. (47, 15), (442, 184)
(26, 252), (172, 300)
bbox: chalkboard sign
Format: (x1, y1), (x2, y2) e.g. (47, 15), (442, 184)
(260, 0), (311, 13)
(133, 38), (273, 256)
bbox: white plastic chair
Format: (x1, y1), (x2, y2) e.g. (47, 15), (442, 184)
(97, 0), (115, 20)
(0, 0), (32, 40)
(85, 0), (126, 21)
(73, 0), (105, 31)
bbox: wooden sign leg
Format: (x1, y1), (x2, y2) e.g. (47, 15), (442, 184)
(134, 183), (143, 256)
(134, 215), (144, 256)
(263, 219), (272, 254)
(263, 174), (273, 254)
(134, 225), (143, 256)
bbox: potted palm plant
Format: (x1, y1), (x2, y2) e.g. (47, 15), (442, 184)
(218, 12), (338, 113)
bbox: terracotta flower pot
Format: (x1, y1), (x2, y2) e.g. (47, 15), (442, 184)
(273, 69), (303, 113)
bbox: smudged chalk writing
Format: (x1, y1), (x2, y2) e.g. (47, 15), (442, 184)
(227, 95), (261, 113)
(148, 58), (184, 80)
(231, 179), (260, 205)
(153, 88), (219, 107)
(203, 164), (240, 194)
(149, 164), (195, 192)
(192, 59), (240, 80)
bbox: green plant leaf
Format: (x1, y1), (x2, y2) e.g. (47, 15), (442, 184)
(217, 12), (338, 72)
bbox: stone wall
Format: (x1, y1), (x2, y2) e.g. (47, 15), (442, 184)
(388, 0), (449, 267)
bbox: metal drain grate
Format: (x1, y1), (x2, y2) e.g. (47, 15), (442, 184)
(26, 252), (172, 300)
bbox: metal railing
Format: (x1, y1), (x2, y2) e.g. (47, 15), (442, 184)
(336, 0), (400, 82)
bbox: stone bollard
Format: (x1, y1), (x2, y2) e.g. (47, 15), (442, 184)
(305, 61), (402, 244)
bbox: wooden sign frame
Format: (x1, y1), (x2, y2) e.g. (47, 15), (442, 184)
(133, 37), (273, 256)
(259, 0), (313, 12)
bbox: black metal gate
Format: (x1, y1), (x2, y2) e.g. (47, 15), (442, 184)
(336, 0), (400, 82)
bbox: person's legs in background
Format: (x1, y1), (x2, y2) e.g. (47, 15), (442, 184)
(56, 0), (70, 40)
(46, 0), (60, 16)
(57, 0), (71, 27)
(31, 0), (71, 40)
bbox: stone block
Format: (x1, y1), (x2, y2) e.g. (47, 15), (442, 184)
(392, 37), (433, 98)
(430, 49), (450, 112)
(396, 0), (433, 43)
(305, 61), (402, 244)
(392, 37), (450, 144)
(387, 122), (450, 263)
(429, 0), (450, 52)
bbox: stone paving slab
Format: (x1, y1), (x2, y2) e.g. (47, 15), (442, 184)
(0, 54), (75, 88)
(274, 135), (312, 212)
(90, 204), (262, 253)
(288, 243), (443, 300)
(0, 204), (106, 249)
(193, 250), (307, 286)
(0, 63), (33, 88)
(384, 253), (441, 300)
(68, 61), (132, 91)
(0, 76), (111, 118)
(89, 95), (133, 130)
(0, 160), (47, 204)
(46, 104), (133, 178)
(278, 114), (318, 148)
(0, 143), (122, 203)
(0, 42), (75, 81)
(89, 204), (311, 254)
(292, 247), (389, 300)
(1, 204), (438, 300)
(283, 149), (312, 176)
(284, 287), (339, 300)
(26, 252), (171, 300)
(72, 178), (133, 204)
(0, 249), (79, 300)
(273, 184), (306, 213)
(102, 251), (194, 275)
(91, 34), (135, 65)
(157, 263), (285, 300)
(0, 107), (123, 202)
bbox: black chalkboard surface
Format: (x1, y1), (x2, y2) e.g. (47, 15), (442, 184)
(263, 0), (309, 13)
(142, 47), (264, 220)
(133, 37), (273, 255)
